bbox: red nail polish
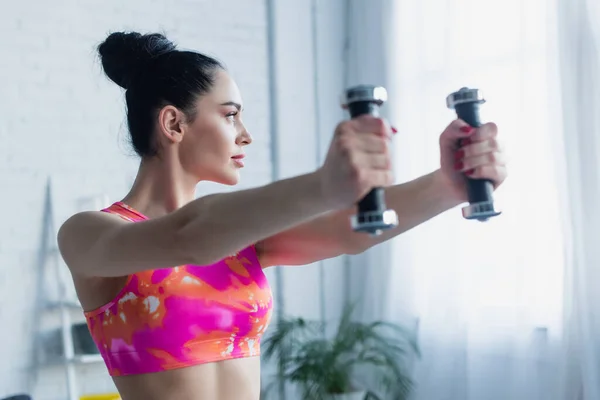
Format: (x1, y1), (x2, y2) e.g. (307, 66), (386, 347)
(454, 161), (464, 171)
(465, 169), (475, 176)
(461, 138), (471, 146)
(454, 150), (464, 160)
(460, 126), (474, 134)
(391, 126), (398, 134)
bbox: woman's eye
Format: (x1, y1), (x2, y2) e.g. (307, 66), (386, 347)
(226, 112), (238, 122)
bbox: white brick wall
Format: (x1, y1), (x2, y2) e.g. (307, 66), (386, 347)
(0, 0), (348, 399)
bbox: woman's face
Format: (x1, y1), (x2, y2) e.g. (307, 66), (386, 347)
(177, 69), (252, 185)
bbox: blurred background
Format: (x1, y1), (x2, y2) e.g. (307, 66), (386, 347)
(0, 0), (599, 399)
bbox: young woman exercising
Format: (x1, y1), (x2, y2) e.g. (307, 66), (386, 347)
(57, 32), (507, 400)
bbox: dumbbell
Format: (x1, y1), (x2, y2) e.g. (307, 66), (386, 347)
(446, 87), (501, 221)
(341, 85), (399, 236)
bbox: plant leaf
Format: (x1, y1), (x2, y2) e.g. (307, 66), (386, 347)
(262, 304), (418, 400)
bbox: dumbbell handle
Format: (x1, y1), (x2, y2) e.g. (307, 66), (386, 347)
(347, 102), (387, 220)
(454, 103), (495, 205)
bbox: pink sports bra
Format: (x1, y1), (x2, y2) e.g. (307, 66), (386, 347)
(84, 202), (273, 376)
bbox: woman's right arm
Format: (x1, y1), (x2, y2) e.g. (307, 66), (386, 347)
(58, 115), (393, 278)
(59, 172), (329, 278)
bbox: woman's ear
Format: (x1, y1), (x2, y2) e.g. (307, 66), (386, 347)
(157, 105), (186, 144)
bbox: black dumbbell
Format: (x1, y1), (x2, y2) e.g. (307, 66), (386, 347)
(341, 85), (399, 235)
(446, 87), (501, 221)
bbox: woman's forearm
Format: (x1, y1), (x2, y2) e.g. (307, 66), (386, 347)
(344, 169), (462, 253)
(177, 171), (334, 264)
(254, 170), (463, 268)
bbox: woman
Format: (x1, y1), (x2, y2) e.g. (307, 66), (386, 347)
(58, 32), (507, 400)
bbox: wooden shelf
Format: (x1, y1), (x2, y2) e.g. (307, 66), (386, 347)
(69, 354), (104, 364)
(44, 301), (83, 311)
(41, 354), (104, 367)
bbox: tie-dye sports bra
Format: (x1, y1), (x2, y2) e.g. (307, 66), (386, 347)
(84, 202), (273, 376)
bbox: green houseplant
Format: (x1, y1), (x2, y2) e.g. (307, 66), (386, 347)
(262, 303), (420, 400)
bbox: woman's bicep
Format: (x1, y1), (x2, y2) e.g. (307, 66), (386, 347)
(58, 210), (193, 278)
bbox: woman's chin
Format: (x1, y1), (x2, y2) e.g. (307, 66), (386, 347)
(218, 171), (240, 186)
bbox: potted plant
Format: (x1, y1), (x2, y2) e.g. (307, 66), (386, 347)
(262, 303), (420, 400)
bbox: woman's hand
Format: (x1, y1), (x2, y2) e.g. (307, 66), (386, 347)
(436, 119), (508, 202)
(318, 115), (394, 210)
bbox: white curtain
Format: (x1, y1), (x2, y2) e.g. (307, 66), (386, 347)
(554, 0), (600, 398)
(346, 0), (600, 398)
(387, 2), (565, 398)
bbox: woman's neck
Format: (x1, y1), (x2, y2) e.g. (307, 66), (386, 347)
(121, 157), (198, 218)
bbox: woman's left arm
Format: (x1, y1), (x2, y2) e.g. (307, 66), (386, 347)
(256, 119), (507, 268)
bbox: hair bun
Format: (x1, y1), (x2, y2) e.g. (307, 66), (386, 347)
(98, 31), (176, 89)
